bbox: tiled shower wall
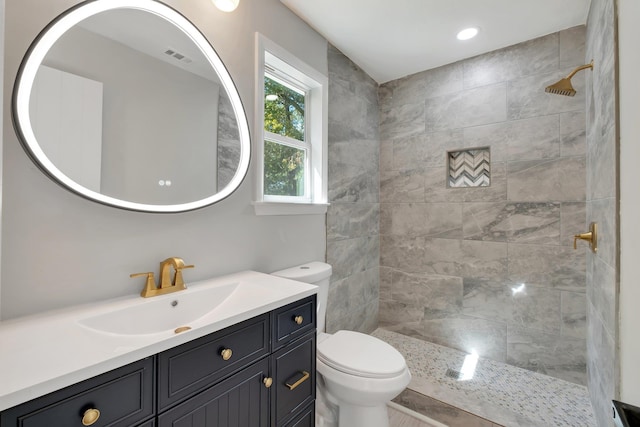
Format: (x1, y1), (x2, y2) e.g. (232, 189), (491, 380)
(585, 0), (618, 425)
(326, 45), (380, 333)
(378, 27), (589, 385)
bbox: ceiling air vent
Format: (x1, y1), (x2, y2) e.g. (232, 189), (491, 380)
(163, 48), (192, 64)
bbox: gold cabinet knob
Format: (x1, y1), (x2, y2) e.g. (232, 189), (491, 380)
(220, 348), (233, 361)
(263, 377), (273, 388)
(81, 408), (100, 426)
(294, 315), (303, 325)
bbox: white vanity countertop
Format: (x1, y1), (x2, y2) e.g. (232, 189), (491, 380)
(0, 271), (317, 412)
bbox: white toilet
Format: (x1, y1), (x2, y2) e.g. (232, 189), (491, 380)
(272, 262), (411, 427)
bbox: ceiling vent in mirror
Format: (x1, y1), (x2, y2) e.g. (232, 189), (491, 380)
(164, 48), (193, 64)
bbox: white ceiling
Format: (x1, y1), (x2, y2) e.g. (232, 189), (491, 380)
(281, 0), (592, 83)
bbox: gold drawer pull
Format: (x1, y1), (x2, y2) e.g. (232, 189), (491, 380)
(263, 377), (273, 388)
(293, 315), (303, 325)
(82, 408), (100, 426)
(221, 348), (233, 361)
(285, 371), (310, 390)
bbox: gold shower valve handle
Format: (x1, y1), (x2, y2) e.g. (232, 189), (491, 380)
(81, 408), (100, 426)
(573, 222), (598, 253)
(220, 348), (233, 361)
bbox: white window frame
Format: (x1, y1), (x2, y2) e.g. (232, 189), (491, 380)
(254, 33), (328, 215)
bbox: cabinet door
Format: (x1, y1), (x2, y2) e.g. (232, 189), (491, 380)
(272, 334), (316, 427)
(157, 358), (270, 427)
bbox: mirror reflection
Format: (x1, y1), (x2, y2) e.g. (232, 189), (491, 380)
(16, 1), (248, 211)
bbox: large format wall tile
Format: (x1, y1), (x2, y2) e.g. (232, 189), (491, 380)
(327, 47), (380, 334)
(386, 203), (462, 239)
(393, 129), (463, 170)
(562, 291), (587, 339)
(462, 202), (560, 244)
(327, 203), (379, 241)
(508, 243), (586, 291)
(463, 32), (559, 89)
(377, 27), (588, 386)
(380, 61), (464, 109)
(560, 110), (587, 157)
(507, 157), (586, 202)
(560, 202), (587, 247)
(507, 69), (585, 120)
(507, 326), (587, 385)
(463, 114), (560, 162)
(328, 140), (379, 203)
(425, 84), (507, 132)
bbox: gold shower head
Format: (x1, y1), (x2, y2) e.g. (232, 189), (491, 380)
(545, 61), (594, 97)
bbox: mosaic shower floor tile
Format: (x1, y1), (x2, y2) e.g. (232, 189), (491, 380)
(373, 328), (596, 427)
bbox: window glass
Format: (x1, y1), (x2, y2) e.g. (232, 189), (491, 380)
(263, 140), (306, 196)
(264, 76), (305, 142)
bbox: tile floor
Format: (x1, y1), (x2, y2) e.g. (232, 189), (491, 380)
(374, 328), (597, 427)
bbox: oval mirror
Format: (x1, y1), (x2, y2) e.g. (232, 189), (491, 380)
(12, 0), (250, 212)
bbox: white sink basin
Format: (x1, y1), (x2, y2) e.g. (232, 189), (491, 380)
(78, 281), (239, 335)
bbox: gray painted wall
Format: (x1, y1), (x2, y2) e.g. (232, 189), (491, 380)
(326, 44), (380, 334)
(1, 0), (328, 320)
(378, 27), (588, 385)
(585, 0), (618, 425)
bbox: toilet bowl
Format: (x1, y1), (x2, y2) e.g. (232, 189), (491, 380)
(272, 262), (411, 427)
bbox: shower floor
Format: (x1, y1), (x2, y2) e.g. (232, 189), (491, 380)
(373, 328), (597, 427)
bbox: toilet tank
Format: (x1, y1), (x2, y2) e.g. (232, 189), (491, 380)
(271, 262), (332, 333)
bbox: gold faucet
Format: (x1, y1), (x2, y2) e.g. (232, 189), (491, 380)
(130, 257), (195, 298)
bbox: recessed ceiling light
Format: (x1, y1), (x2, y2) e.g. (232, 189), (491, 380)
(457, 27), (479, 41)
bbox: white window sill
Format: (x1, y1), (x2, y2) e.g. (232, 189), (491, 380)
(253, 201), (329, 216)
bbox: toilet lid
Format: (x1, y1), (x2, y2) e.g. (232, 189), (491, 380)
(317, 330), (407, 378)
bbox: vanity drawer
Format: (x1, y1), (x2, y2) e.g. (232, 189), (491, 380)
(272, 295), (316, 350)
(0, 357), (154, 427)
(157, 313), (269, 410)
(272, 332), (316, 426)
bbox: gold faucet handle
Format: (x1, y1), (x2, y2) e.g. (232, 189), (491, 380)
(130, 272), (157, 297)
(174, 264), (195, 288)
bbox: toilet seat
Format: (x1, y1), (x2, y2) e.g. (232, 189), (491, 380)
(317, 330), (407, 379)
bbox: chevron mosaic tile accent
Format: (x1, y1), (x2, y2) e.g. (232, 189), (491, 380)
(448, 148), (490, 188)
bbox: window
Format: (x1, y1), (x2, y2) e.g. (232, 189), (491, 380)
(254, 34), (328, 215)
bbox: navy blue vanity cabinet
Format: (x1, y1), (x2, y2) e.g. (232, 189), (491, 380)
(271, 332), (315, 427)
(0, 357), (155, 427)
(281, 403), (314, 427)
(271, 296), (316, 427)
(157, 358), (270, 427)
(0, 295), (316, 427)
(157, 314), (270, 411)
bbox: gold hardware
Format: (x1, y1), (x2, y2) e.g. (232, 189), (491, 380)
(285, 371), (310, 390)
(294, 315), (303, 325)
(129, 272), (158, 298)
(131, 257), (194, 297)
(174, 326), (191, 334)
(545, 60), (594, 97)
(263, 377), (273, 388)
(221, 348), (233, 361)
(574, 222), (598, 253)
(81, 408), (100, 426)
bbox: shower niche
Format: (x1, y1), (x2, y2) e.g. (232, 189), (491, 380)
(447, 147), (491, 188)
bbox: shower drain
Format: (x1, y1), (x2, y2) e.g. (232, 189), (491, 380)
(445, 368), (462, 380)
